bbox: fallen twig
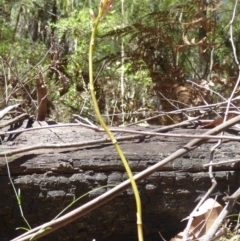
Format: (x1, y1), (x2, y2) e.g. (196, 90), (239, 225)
(0, 104), (20, 120)
(2, 119), (240, 157)
(203, 159), (240, 167)
(0, 113), (29, 128)
(10, 114), (240, 241)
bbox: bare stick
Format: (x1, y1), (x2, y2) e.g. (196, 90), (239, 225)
(0, 113), (29, 128)
(201, 1), (240, 240)
(125, 96), (240, 127)
(203, 158), (240, 167)
(2, 119), (240, 157)
(0, 104), (20, 120)
(11, 114), (240, 241)
(200, 188), (240, 241)
(183, 154), (217, 241)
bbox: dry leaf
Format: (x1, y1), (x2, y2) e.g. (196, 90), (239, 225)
(171, 198), (223, 240)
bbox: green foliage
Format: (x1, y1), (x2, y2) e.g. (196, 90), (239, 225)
(1, 0), (240, 124)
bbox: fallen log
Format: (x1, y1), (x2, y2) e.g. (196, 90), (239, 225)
(0, 120), (240, 241)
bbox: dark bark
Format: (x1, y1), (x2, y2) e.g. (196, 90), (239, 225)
(0, 121), (240, 241)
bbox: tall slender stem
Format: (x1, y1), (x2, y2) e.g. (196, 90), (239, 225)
(88, 1), (143, 240)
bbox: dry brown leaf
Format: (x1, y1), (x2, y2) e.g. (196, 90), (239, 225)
(189, 198), (223, 237)
(171, 198), (223, 240)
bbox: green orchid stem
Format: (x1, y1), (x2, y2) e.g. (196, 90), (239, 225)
(88, 1), (143, 241)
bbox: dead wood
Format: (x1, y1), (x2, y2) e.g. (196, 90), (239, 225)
(1, 120), (240, 241)
(35, 74), (47, 121)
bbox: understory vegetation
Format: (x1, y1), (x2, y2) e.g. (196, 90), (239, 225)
(2, 1), (240, 241)
(1, 0), (239, 125)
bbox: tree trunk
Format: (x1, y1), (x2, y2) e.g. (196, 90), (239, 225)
(0, 121), (239, 241)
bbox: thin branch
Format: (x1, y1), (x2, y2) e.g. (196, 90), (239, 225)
(11, 113), (240, 241)
(201, 1), (240, 240)
(2, 121), (240, 157)
(183, 150), (217, 240)
(126, 96), (240, 127)
(0, 113), (29, 128)
(186, 79), (240, 112)
(0, 104), (20, 120)
(203, 158), (240, 167)
(200, 188), (240, 241)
